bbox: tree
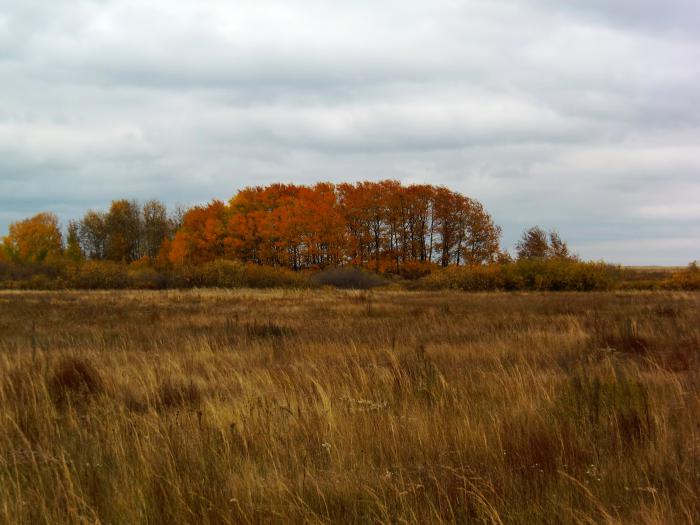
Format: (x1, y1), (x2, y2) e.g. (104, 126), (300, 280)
(516, 226), (550, 260)
(64, 220), (84, 262)
(547, 230), (573, 259)
(337, 182), (374, 267)
(433, 187), (460, 267)
(169, 204), (188, 233)
(159, 181), (503, 272)
(2, 213), (63, 263)
(105, 199), (142, 262)
(142, 200), (170, 259)
(169, 201), (228, 265)
(516, 226), (574, 260)
(458, 198), (502, 265)
(79, 210), (108, 260)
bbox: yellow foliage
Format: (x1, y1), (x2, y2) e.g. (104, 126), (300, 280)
(4, 212), (63, 263)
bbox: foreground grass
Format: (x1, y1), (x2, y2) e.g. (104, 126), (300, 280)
(0, 289), (699, 524)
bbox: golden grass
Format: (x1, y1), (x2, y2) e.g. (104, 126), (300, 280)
(1, 289), (699, 524)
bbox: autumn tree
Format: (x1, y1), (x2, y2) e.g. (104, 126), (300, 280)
(64, 220), (84, 262)
(105, 199), (142, 262)
(2, 213), (63, 263)
(169, 201), (228, 265)
(79, 210), (108, 260)
(547, 230), (573, 259)
(308, 182), (346, 267)
(1, 182), (504, 274)
(516, 227), (549, 260)
(142, 199), (171, 259)
(158, 181), (504, 272)
(403, 184), (435, 262)
(169, 204), (188, 232)
(458, 198), (502, 265)
(337, 182), (374, 267)
(516, 226), (573, 260)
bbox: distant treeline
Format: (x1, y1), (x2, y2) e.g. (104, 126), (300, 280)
(1, 180), (698, 290)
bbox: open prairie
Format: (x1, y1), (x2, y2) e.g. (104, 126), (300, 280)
(1, 289), (699, 524)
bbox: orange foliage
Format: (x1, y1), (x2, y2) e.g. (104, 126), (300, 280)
(168, 201), (228, 266)
(166, 181), (502, 272)
(3, 213), (63, 263)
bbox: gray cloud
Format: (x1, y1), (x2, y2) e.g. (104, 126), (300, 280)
(1, 0), (699, 264)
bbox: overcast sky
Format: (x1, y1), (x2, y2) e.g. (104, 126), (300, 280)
(1, 0), (699, 264)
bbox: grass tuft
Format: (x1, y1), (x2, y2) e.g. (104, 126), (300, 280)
(49, 355), (105, 405)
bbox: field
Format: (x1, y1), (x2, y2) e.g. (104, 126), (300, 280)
(1, 290), (699, 524)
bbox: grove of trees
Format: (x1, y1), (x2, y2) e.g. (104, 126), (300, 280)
(28, 180), (695, 292)
(3, 181), (698, 291)
(167, 181), (503, 271)
(75, 199), (178, 263)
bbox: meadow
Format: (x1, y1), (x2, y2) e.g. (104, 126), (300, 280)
(1, 289), (699, 524)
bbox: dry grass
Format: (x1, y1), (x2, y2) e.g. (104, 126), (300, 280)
(0, 289), (699, 524)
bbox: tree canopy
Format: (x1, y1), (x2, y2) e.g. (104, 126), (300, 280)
(166, 181), (503, 271)
(516, 226), (574, 261)
(2, 212), (63, 263)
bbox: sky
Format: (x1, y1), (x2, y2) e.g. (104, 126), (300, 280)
(1, 0), (699, 265)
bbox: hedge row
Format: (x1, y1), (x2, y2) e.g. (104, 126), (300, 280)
(1, 259), (697, 291)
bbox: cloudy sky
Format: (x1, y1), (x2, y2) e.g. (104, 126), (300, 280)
(1, 0), (699, 264)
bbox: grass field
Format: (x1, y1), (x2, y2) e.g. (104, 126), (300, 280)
(1, 289), (699, 524)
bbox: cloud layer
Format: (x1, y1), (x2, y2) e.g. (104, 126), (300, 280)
(2, 0), (699, 264)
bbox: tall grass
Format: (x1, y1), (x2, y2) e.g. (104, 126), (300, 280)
(0, 289), (699, 523)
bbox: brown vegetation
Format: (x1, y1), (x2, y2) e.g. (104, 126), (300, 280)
(2, 182), (696, 293)
(1, 289), (699, 523)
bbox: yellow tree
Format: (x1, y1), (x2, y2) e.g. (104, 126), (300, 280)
(2, 212), (63, 263)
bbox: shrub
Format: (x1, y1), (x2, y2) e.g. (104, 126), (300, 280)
(0, 260), (67, 289)
(397, 260), (438, 280)
(198, 260), (307, 288)
(310, 266), (387, 289)
(513, 259), (619, 291)
(664, 262), (700, 290)
(241, 263), (307, 288)
(165, 264), (206, 288)
(415, 260), (620, 292)
(127, 267), (166, 289)
(74, 261), (128, 289)
(200, 259), (247, 287)
(19, 274), (62, 290)
(417, 264), (506, 291)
